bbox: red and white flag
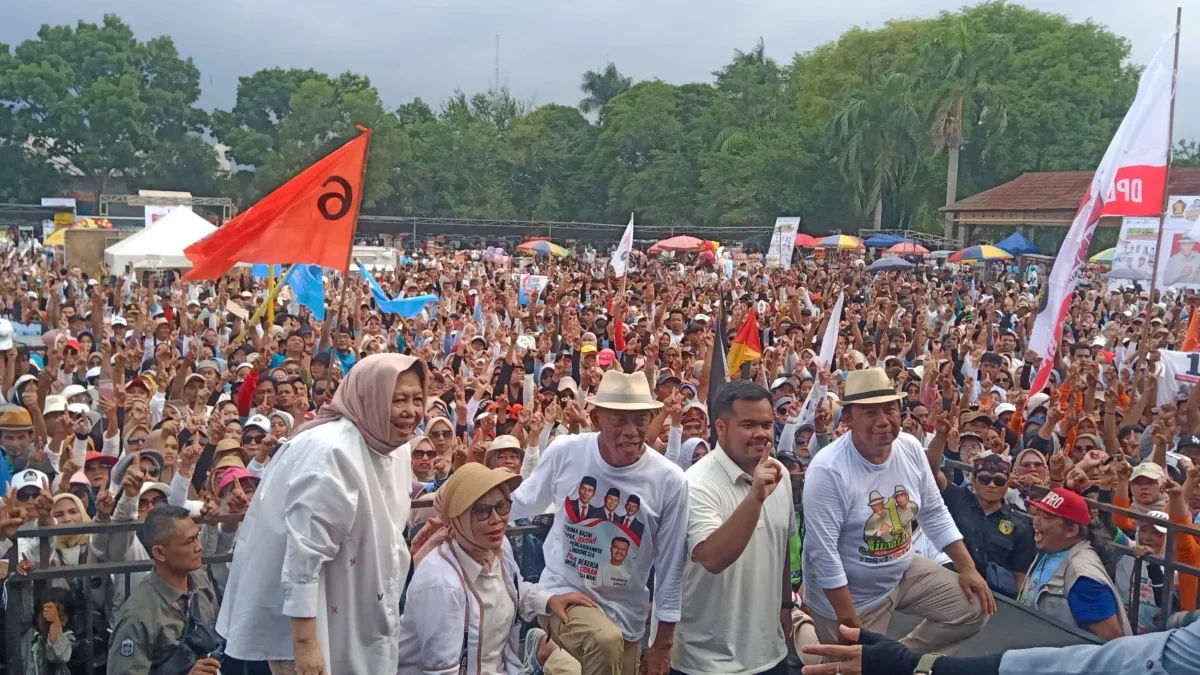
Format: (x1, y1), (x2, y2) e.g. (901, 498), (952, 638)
(1029, 33), (1175, 393)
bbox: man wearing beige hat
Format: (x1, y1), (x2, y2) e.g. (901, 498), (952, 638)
(512, 370), (688, 675)
(802, 367), (994, 655)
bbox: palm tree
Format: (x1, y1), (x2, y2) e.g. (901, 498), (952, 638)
(921, 22), (1011, 239)
(579, 63), (632, 122)
(827, 73), (922, 229)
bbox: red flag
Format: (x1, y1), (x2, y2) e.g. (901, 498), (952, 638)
(1184, 309), (1200, 352)
(726, 307), (762, 373)
(184, 127), (372, 280)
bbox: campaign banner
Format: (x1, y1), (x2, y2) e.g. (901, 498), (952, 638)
(765, 217), (800, 270)
(1157, 196), (1200, 292)
(518, 274), (550, 305)
(144, 204), (192, 228)
(1107, 217), (1159, 292)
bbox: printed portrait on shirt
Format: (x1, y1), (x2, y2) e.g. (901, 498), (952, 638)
(561, 478), (645, 586)
(860, 485), (918, 562)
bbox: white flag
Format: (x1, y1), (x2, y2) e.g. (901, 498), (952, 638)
(611, 213), (634, 277)
(797, 291), (845, 427)
(1029, 33), (1175, 393)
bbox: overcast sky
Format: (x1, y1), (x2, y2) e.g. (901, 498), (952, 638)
(3, 0), (1196, 141)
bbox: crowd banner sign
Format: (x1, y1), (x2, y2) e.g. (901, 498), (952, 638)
(1156, 198), (1200, 291)
(1108, 217), (1159, 292)
(765, 217), (800, 270)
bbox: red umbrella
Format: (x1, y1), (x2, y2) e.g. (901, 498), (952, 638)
(795, 233), (821, 247)
(886, 242), (929, 255)
(649, 235), (706, 254)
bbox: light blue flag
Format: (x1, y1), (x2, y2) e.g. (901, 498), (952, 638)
(357, 261), (439, 318)
(251, 264), (276, 278)
(287, 264), (326, 320)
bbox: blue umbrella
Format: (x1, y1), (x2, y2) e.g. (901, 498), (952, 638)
(867, 257), (914, 273)
(995, 232), (1039, 256)
(864, 234), (911, 248)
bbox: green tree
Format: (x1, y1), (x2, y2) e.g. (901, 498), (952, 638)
(1175, 140), (1200, 168)
(920, 20), (1011, 237)
(826, 73), (922, 229)
(0, 15), (213, 200)
(579, 63), (632, 121)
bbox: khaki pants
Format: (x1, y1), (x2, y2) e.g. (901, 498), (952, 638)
(545, 647), (584, 675)
(810, 555), (988, 654)
(541, 604), (640, 675)
(788, 607), (822, 667)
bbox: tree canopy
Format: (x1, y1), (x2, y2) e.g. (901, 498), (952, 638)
(0, 3), (1181, 235)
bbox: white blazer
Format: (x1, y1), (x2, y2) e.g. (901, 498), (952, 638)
(216, 417), (413, 674)
(397, 538), (552, 675)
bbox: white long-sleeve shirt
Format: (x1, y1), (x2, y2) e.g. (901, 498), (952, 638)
(801, 431), (962, 620)
(215, 417), (413, 672)
(397, 538), (552, 674)
(511, 431), (689, 641)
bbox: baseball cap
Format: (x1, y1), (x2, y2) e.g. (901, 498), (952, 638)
(12, 468), (48, 492)
(1142, 510), (1169, 534)
(1029, 487), (1091, 526)
(994, 403), (1016, 416)
(1177, 434), (1200, 449)
(84, 451), (117, 468)
(770, 377), (796, 391)
(217, 467), (258, 495)
(0, 319), (13, 351)
(656, 373), (681, 387)
(42, 395), (67, 416)
(597, 349), (616, 367)
(580, 344), (598, 355)
(138, 482), (172, 499)
(244, 415), (271, 434)
(1131, 462), (1166, 483)
(774, 396), (795, 411)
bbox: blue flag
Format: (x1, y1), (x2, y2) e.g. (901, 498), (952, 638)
(251, 264), (276, 278)
(357, 261), (440, 318)
(287, 264), (326, 320)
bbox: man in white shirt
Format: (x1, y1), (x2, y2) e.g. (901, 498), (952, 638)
(670, 380), (794, 675)
(802, 368), (995, 655)
(512, 370), (687, 675)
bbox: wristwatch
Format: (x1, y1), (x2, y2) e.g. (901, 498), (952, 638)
(781, 598), (795, 610)
(914, 653), (944, 675)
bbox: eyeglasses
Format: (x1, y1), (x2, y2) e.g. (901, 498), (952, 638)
(411, 449), (438, 460)
(142, 466), (161, 478)
(242, 434), (264, 445)
(16, 488), (40, 502)
(470, 498), (512, 522)
(1074, 444), (1098, 453)
(127, 436), (146, 445)
(428, 430), (454, 440)
(285, 368), (301, 376)
(975, 474), (1008, 487)
(314, 387), (329, 396)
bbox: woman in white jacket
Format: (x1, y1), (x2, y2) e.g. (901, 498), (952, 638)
(399, 463), (593, 675)
(217, 353), (426, 675)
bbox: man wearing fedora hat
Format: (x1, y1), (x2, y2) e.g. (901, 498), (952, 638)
(802, 367), (994, 655)
(513, 370), (688, 675)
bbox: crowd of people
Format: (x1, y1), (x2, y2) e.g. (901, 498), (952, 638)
(0, 233), (1197, 675)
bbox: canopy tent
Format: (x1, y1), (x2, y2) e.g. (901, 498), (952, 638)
(863, 234), (912, 248)
(649, 235), (706, 254)
(995, 232), (1039, 256)
(105, 209), (217, 270)
(794, 233), (822, 247)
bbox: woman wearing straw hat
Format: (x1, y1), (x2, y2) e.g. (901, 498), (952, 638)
(512, 370), (688, 675)
(398, 463), (594, 674)
(216, 354), (426, 675)
(801, 368), (994, 657)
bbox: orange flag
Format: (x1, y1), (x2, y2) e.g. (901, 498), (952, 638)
(1184, 307), (1200, 352)
(184, 126), (372, 280)
(727, 307), (763, 374)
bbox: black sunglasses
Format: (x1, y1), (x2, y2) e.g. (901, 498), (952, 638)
(975, 475), (1008, 487)
(470, 498), (512, 522)
(428, 430), (454, 440)
(411, 449), (438, 460)
(242, 433), (265, 444)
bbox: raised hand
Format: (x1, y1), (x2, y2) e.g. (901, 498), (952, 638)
(94, 489), (116, 522)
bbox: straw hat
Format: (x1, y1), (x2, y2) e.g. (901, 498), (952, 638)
(840, 368), (904, 406)
(439, 462), (522, 520)
(587, 371), (664, 411)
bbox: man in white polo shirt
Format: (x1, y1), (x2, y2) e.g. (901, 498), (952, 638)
(668, 380), (793, 675)
(803, 368), (995, 654)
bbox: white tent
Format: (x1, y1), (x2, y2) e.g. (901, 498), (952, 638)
(104, 208), (217, 270)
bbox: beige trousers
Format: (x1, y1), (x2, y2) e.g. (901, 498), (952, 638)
(541, 604), (640, 675)
(810, 554), (988, 654)
(544, 646), (584, 675)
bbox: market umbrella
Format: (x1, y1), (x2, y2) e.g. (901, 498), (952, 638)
(816, 234), (865, 249)
(995, 231), (1039, 256)
(948, 245), (1012, 263)
(1090, 248), (1116, 265)
(794, 233), (821, 247)
(867, 257), (914, 273)
(517, 240), (570, 257)
(886, 242), (929, 255)
(864, 234), (908, 248)
(649, 235), (706, 253)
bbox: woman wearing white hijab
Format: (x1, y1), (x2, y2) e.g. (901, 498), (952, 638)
(217, 354), (426, 675)
(399, 463), (594, 674)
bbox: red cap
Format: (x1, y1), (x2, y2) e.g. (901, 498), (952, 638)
(84, 451), (117, 468)
(1029, 487), (1091, 526)
(597, 349), (617, 366)
(64, 338), (81, 352)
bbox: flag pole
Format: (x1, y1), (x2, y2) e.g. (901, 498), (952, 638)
(320, 126), (373, 353)
(1142, 7), (1182, 349)
(235, 264), (296, 343)
(266, 265), (276, 325)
